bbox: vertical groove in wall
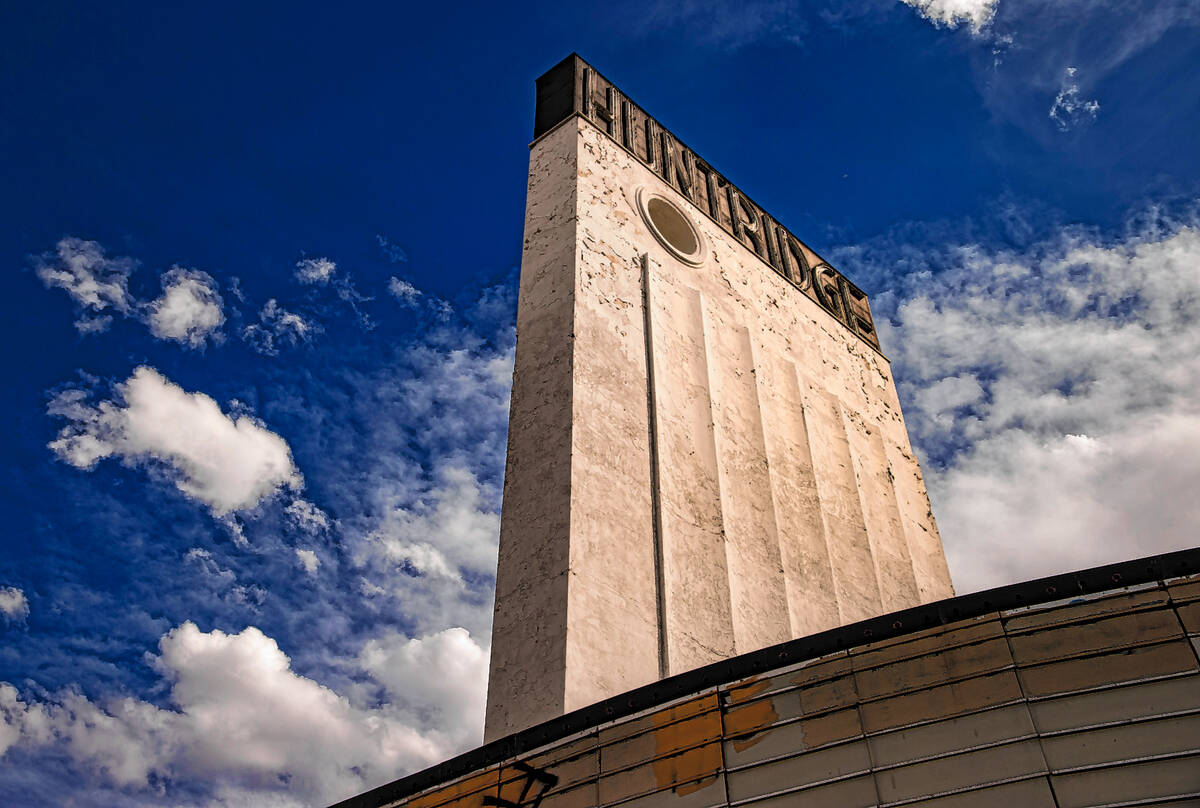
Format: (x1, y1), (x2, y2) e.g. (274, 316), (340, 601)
(839, 403), (890, 613)
(757, 358), (840, 637)
(561, 119), (662, 712)
(652, 283), (735, 673)
(802, 383), (883, 624)
(704, 311), (790, 653)
(843, 411), (921, 613)
(742, 328), (795, 636)
(699, 300), (740, 655)
(640, 254), (670, 679)
(874, 429), (921, 610)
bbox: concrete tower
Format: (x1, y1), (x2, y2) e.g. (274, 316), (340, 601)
(484, 55), (954, 741)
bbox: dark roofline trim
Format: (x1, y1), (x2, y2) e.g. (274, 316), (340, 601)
(329, 546), (1199, 808)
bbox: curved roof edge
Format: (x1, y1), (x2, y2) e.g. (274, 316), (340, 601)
(329, 546), (1200, 808)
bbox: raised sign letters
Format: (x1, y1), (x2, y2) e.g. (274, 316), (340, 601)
(533, 55), (880, 351)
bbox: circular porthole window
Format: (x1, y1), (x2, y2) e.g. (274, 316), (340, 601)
(636, 187), (705, 266)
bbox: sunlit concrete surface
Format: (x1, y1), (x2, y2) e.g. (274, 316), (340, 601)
(487, 57), (953, 740)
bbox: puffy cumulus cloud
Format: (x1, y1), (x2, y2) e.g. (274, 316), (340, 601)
(1048, 66), (1100, 131)
(0, 683), (50, 756)
(295, 257), (336, 284)
(148, 267), (226, 348)
(295, 548), (320, 576)
(33, 236), (233, 347)
(0, 587), (29, 622)
(869, 212), (1200, 593)
(359, 627), (488, 747)
(243, 299), (318, 356)
(48, 367), (302, 515)
(34, 237), (134, 333)
(0, 622), (488, 805)
(899, 0), (996, 31)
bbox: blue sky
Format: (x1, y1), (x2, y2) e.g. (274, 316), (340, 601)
(1, 1), (1198, 805)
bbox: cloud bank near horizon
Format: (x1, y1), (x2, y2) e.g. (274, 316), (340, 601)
(0, 621), (487, 807)
(857, 209), (1200, 593)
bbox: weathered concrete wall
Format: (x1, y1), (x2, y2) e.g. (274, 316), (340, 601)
(570, 115), (955, 659)
(486, 116), (954, 740)
(364, 569), (1200, 808)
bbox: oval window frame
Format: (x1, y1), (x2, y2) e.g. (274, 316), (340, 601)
(635, 187), (706, 267)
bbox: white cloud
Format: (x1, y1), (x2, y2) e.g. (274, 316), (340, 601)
(359, 627), (488, 745)
(388, 276), (422, 305)
(295, 257), (336, 284)
(74, 315), (114, 334)
(35, 238), (134, 333)
(0, 587), (29, 622)
(899, 0), (997, 31)
(0, 622), (487, 805)
(369, 467), (499, 581)
(956, 0), (1197, 138)
(358, 464), (502, 636)
(1048, 66), (1100, 131)
(329, 317), (514, 639)
(875, 214), (1200, 593)
(148, 267), (225, 348)
(335, 276), (376, 330)
(295, 549), (320, 576)
(286, 499), (331, 533)
(48, 366), (302, 515)
(185, 548), (236, 586)
(243, 299), (318, 356)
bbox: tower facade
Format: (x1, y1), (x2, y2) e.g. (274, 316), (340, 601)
(485, 55), (954, 741)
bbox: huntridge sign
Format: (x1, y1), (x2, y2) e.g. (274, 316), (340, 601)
(533, 54), (881, 352)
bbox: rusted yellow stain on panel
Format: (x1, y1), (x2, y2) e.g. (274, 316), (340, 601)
(651, 703), (721, 759)
(675, 773), (720, 798)
(726, 676), (771, 705)
(648, 697), (723, 795)
(788, 655), (852, 689)
(652, 743), (722, 796)
(602, 693), (719, 746)
(658, 693), (719, 725)
(800, 708), (861, 748)
(724, 697), (780, 752)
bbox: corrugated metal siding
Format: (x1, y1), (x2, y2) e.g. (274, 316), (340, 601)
(373, 572), (1200, 808)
